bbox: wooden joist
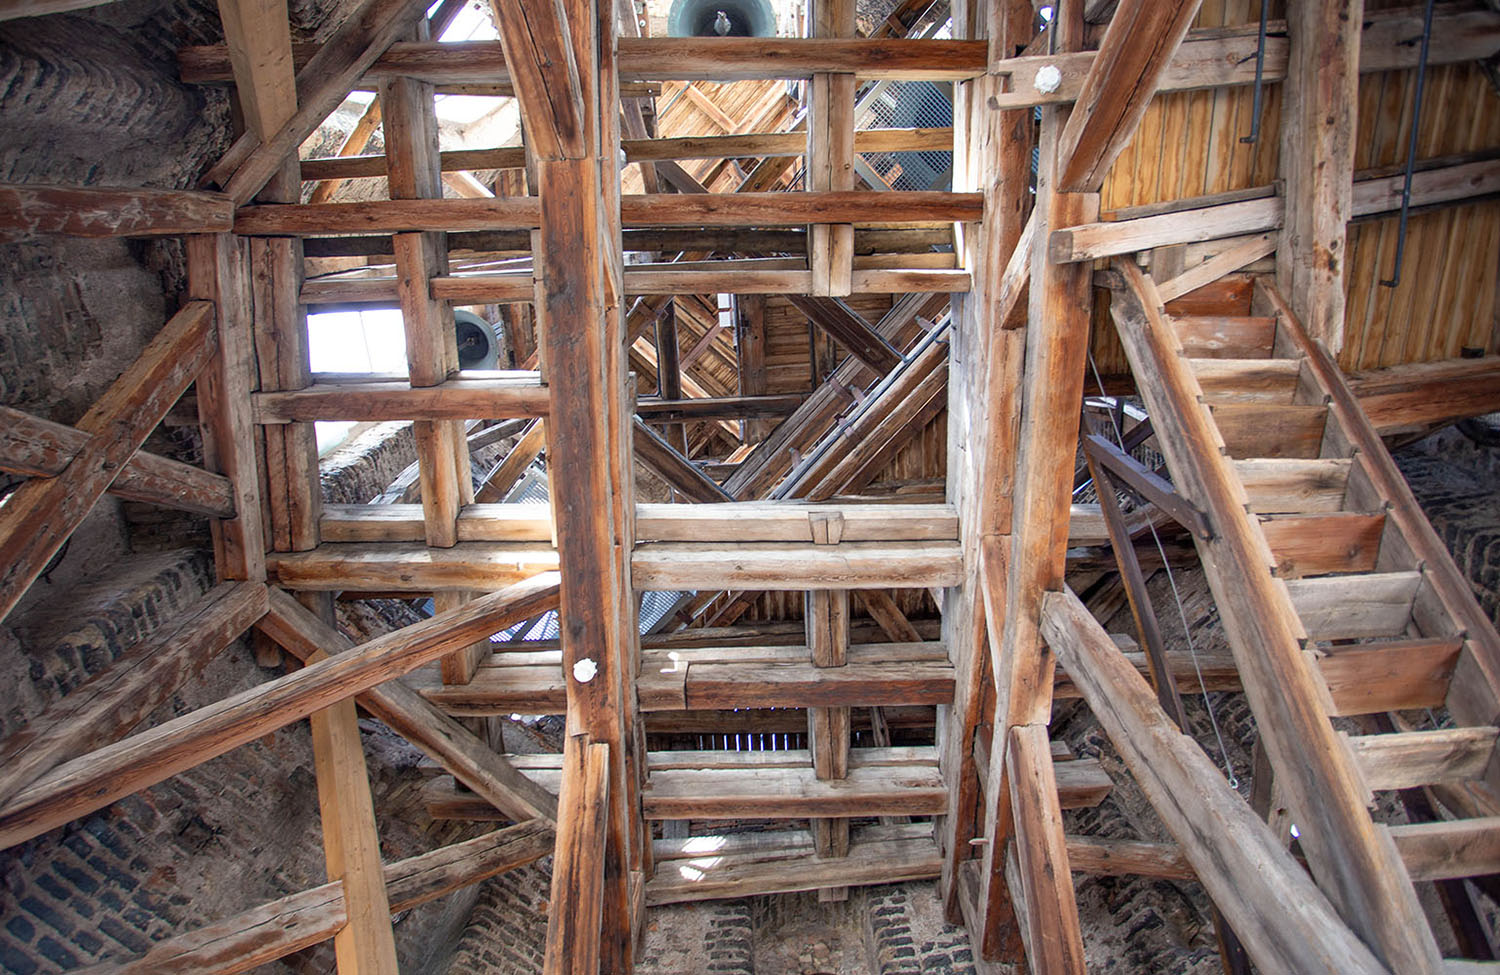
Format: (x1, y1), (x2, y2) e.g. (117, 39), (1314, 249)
(643, 763), (944, 820)
(634, 501), (957, 542)
(269, 542), (559, 592)
(631, 540), (963, 591)
(0, 582), (267, 806)
(1348, 357), (1500, 435)
(0, 300), (217, 623)
(0, 573), (559, 851)
(1040, 587), (1388, 974)
(76, 820), (555, 975)
(0, 404), (235, 517)
(252, 376), (549, 423)
(0, 184), (233, 241)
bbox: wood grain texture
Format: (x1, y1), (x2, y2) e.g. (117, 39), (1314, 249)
(0, 184), (232, 241)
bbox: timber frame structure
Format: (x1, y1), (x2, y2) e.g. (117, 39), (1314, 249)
(2, 0), (1500, 971)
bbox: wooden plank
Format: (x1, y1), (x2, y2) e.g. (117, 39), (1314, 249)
(642, 763), (946, 820)
(0, 582), (267, 806)
(1348, 728), (1498, 793)
(1390, 817), (1500, 883)
(0, 405), (235, 517)
(1285, 570), (1420, 641)
(542, 736), (610, 975)
(1277, 0), (1362, 351)
(1208, 403), (1327, 459)
(1258, 512), (1385, 578)
(79, 820), (554, 975)
(253, 376), (549, 422)
(1174, 315), (1276, 358)
(268, 542), (558, 592)
(259, 587), (557, 822)
(1106, 262), (1442, 972)
(631, 541), (962, 590)
(1318, 637), (1463, 717)
(1157, 233), (1278, 304)
(1054, 0), (1203, 193)
(1348, 357), (1500, 435)
(634, 502), (957, 542)
(1005, 725), (1086, 973)
(319, 503), (548, 543)
(0, 184), (232, 241)
(621, 191), (981, 227)
(0, 573), (560, 851)
(1234, 458), (1353, 513)
(1189, 358), (1301, 403)
(1040, 587), (1389, 975)
(0, 301), (217, 623)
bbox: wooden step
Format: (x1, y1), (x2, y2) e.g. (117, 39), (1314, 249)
(1172, 314), (1275, 358)
(1347, 727), (1498, 792)
(1389, 816), (1500, 882)
(1209, 403), (1328, 459)
(1190, 358), (1301, 403)
(1259, 512), (1385, 578)
(1285, 570), (1422, 640)
(1317, 637), (1464, 717)
(1234, 458), (1352, 513)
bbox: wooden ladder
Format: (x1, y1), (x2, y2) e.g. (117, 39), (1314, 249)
(1105, 262), (1500, 971)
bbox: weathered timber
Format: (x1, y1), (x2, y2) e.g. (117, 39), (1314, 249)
(0, 184), (233, 241)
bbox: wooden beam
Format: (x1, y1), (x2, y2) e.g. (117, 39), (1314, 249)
(0, 301), (216, 623)
(542, 735), (610, 975)
(76, 820), (555, 975)
(1005, 725), (1087, 972)
(636, 394), (805, 422)
(218, 0), (428, 203)
(1039, 587), (1388, 974)
(252, 376), (549, 422)
(786, 295), (902, 373)
(268, 542), (558, 592)
(0, 405), (235, 517)
(807, 0), (856, 297)
(632, 419), (735, 503)
(631, 540), (962, 591)
(0, 582), (267, 806)
(215, 0), (297, 143)
(634, 502), (957, 542)
(0, 573), (560, 850)
(0, 184), (232, 241)
(486, 0), (584, 160)
(475, 418), (546, 503)
(1348, 357), (1500, 435)
(642, 763), (946, 820)
(258, 587), (558, 822)
(1054, 0), (1203, 193)
(1277, 0), (1362, 351)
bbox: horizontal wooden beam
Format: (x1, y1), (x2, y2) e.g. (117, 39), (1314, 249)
(181, 37), (988, 85)
(635, 501), (958, 542)
(631, 540), (963, 590)
(648, 824), (940, 905)
(1051, 157), (1500, 262)
(0, 573), (560, 850)
(269, 543), (559, 592)
(1348, 356), (1500, 435)
(77, 820), (555, 974)
(0, 183), (233, 241)
(0, 404), (236, 517)
(253, 376), (549, 422)
(636, 394), (805, 421)
(237, 192), (982, 236)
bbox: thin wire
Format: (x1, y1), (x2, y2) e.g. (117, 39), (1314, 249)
(1086, 350), (1240, 789)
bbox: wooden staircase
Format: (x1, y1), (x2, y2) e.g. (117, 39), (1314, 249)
(1104, 263), (1500, 971)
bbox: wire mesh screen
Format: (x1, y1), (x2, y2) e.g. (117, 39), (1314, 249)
(859, 80), (953, 190)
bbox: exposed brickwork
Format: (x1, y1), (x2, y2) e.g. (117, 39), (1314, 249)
(447, 861), (554, 974)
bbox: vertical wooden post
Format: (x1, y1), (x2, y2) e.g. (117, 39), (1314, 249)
(654, 298), (687, 453)
(807, 0), (855, 297)
(806, 588), (851, 901)
(536, 0), (643, 968)
(542, 734), (611, 975)
(301, 592), (399, 975)
(938, 0), (1032, 935)
(735, 294), (770, 442)
(1277, 0), (1362, 352)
